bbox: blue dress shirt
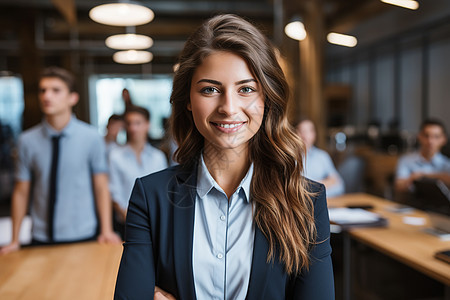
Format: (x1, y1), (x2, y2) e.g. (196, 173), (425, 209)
(396, 151), (450, 179)
(15, 116), (108, 242)
(304, 146), (344, 197)
(109, 144), (168, 210)
(193, 156), (255, 300)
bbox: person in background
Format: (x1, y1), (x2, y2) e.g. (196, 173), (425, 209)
(114, 14), (334, 300)
(108, 106), (168, 227)
(395, 118), (450, 193)
(0, 66), (121, 255)
(296, 118), (345, 197)
(122, 88), (133, 111)
(104, 114), (124, 158)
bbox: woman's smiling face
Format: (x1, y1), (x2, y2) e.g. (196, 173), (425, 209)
(188, 51), (265, 153)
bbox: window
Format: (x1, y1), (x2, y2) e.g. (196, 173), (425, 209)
(0, 74), (24, 139)
(89, 75), (173, 140)
(0, 74), (23, 201)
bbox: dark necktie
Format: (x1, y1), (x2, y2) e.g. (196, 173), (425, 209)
(48, 135), (61, 242)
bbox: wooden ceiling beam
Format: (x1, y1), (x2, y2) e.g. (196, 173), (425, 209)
(327, 0), (389, 33)
(47, 19), (210, 39)
(2, 0), (273, 17)
(46, 17), (273, 39)
(51, 0), (77, 25)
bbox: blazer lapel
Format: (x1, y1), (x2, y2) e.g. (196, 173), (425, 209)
(172, 167), (197, 300)
(246, 226), (271, 300)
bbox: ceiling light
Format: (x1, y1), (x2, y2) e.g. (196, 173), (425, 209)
(113, 50), (153, 64)
(89, 3), (154, 26)
(284, 19), (307, 41)
(380, 0), (419, 10)
(106, 34), (153, 50)
(327, 32), (358, 47)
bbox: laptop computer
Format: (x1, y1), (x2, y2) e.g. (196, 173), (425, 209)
(413, 177), (450, 216)
(412, 178), (450, 240)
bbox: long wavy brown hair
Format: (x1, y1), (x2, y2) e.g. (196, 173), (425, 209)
(170, 14), (315, 275)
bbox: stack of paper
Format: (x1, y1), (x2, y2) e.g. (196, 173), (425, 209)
(328, 207), (388, 229)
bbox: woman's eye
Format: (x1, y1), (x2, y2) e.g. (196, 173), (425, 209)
(200, 87), (219, 94)
(239, 86), (255, 93)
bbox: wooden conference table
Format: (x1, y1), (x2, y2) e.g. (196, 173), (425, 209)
(0, 242), (123, 300)
(1, 193), (449, 299)
(328, 193), (450, 299)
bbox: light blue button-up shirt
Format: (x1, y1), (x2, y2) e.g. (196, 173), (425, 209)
(396, 151), (450, 179)
(192, 156), (255, 300)
(16, 116), (108, 242)
(109, 143), (168, 210)
(304, 146), (344, 197)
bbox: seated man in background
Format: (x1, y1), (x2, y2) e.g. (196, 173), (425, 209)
(104, 114), (124, 158)
(395, 119), (450, 193)
(296, 118), (345, 197)
(0, 67), (120, 255)
(108, 106), (168, 233)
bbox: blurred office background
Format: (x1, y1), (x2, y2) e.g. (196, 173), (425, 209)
(1, 0), (449, 201)
(0, 0), (449, 299)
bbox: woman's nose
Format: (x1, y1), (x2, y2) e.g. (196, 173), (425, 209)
(217, 92), (238, 116)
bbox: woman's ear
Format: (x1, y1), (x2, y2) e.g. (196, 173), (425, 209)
(187, 102), (192, 111)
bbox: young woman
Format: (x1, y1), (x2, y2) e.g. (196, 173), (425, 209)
(114, 14), (334, 300)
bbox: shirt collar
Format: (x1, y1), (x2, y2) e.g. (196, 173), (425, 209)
(123, 143), (152, 157)
(418, 151), (444, 166)
(42, 114), (77, 137)
(307, 146), (317, 154)
(196, 154), (253, 202)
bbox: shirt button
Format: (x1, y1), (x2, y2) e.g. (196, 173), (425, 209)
(217, 253), (223, 259)
(220, 215), (226, 221)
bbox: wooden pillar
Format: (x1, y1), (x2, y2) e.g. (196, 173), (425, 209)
(20, 9), (42, 130)
(299, 0), (326, 148)
(278, 40), (300, 123)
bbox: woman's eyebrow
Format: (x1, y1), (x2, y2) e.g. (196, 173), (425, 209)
(196, 78), (257, 85)
(196, 79), (222, 85)
(235, 79), (257, 85)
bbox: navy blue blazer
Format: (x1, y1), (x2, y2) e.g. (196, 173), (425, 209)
(114, 165), (334, 299)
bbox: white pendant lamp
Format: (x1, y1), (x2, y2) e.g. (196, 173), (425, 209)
(113, 50), (153, 64)
(106, 34), (153, 50)
(89, 3), (154, 26)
